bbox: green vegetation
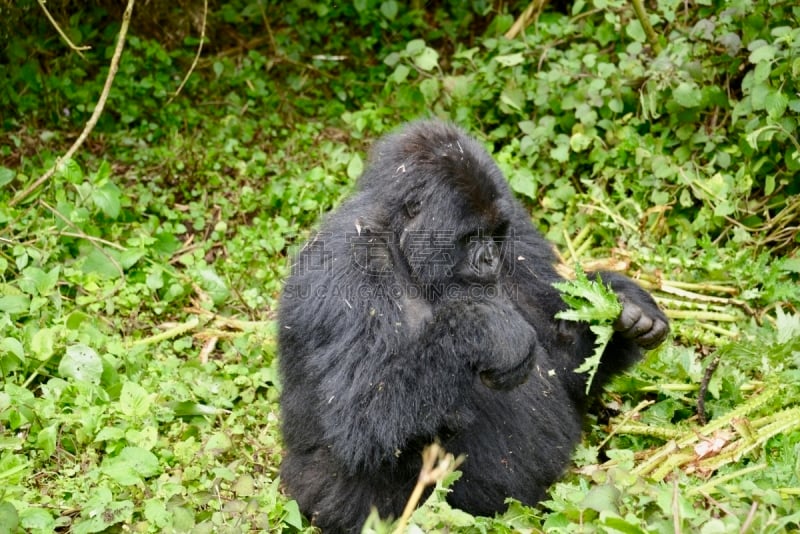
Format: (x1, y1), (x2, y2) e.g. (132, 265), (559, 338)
(1, 0), (798, 532)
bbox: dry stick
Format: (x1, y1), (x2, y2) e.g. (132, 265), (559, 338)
(504, 0), (550, 40)
(631, 0), (663, 53)
(168, 0), (208, 103)
(393, 444), (462, 534)
(10, 0), (136, 207)
(37, 0), (91, 57)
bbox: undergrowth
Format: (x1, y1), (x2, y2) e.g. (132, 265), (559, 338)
(0, 0), (798, 532)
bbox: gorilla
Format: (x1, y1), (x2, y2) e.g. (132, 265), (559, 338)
(277, 120), (668, 533)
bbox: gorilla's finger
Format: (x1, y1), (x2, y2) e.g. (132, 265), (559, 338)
(625, 314), (654, 339)
(635, 318), (670, 349)
(614, 299), (642, 332)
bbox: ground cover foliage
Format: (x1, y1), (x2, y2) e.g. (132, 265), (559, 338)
(0, 0), (798, 531)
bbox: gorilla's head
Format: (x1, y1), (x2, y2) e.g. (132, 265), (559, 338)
(358, 120), (516, 293)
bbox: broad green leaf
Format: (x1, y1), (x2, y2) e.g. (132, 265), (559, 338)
(748, 43), (776, 64)
(347, 153), (364, 181)
(509, 168), (537, 200)
(59, 343), (102, 384)
(0, 338), (24, 360)
(380, 0), (398, 20)
(413, 47), (439, 71)
(0, 295), (30, 315)
(765, 91), (788, 119)
(405, 39), (425, 55)
(101, 446), (161, 486)
(419, 78), (439, 104)
(494, 53), (525, 67)
(194, 266), (229, 305)
(91, 181), (122, 219)
(119, 381), (152, 418)
(673, 82), (702, 108)
(36, 425), (57, 457)
(391, 64), (410, 83)
(0, 167), (14, 188)
(0, 502), (19, 534)
(31, 327), (57, 361)
(19, 507), (55, 532)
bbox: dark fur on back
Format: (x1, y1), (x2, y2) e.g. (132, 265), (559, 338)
(278, 120), (668, 532)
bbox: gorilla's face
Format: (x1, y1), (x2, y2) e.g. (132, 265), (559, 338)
(399, 185), (511, 292)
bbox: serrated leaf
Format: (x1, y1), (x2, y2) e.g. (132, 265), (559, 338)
(765, 91), (788, 119)
(554, 269), (621, 393)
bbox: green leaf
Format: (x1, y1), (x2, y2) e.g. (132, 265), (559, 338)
(347, 153), (364, 180)
(509, 168), (537, 200)
(413, 47), (439, 71)
(748, 43), (776, 64)
(0, 167), (14, 188)
(554, 269), (622, 393)
(194, 266), (229, 305)
(494, 53), (525, 67)
(0, 295), (30, 315)
(0, 338), (24, 360)
(91, 181), (122, 219)
(405, 39), (426, 55)
(626, 20), (646, 42)
(391, 64), (410, 83)
(19, 507), (55, 532)
(419, 78), (439, 104)
(673, 82), (702, 108)
(101, 446), (162, 485)
(380, 0), (398, 20)
(765, 91), (788, 119)
(57, 158), (82, 184)
(36, 425), (57, 457)
(59, 343), (103, 384)
(0, 502), (19, 534)
(31, 327), (57, 361)
(119, 382), (152, 418)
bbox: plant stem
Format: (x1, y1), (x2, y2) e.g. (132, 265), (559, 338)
(631, 0), (662, 53)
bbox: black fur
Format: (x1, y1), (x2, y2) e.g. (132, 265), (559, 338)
(278, 120), (668, 532)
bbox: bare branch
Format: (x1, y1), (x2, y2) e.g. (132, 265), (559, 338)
(10, 0), (136, 207)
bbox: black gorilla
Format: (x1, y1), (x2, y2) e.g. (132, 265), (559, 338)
(278, 120), (668, 532)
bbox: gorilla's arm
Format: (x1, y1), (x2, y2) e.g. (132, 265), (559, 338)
(309, 292), (536, 473)
(501, 215), (668, 398)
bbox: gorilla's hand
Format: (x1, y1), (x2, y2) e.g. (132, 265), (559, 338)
(437, 298), (538, 390)
(610, 286), (669, 350)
